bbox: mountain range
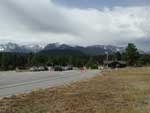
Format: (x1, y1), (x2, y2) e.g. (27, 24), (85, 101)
(0, 42), (125, 55)
(0, 42), (44, 53)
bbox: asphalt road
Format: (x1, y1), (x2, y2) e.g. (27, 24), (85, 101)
(0, 70), (99, 97)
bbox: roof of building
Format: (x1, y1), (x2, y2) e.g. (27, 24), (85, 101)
(104, 60), (127, 65)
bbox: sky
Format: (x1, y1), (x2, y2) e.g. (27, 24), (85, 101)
(0, 0), (150, 50)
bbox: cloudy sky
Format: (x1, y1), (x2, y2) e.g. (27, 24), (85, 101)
(0, 0), (150, 50)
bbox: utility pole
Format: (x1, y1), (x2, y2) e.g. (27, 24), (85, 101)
(105, 51), (109, 68)
(105, 51), (109, 61)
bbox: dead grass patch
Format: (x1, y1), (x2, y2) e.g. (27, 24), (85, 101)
(1, 67), (150, 113)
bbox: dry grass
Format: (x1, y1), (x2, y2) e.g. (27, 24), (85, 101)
(1, 67), (150, 113)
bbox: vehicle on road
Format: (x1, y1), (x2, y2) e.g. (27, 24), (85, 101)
(30, 66), (48, 72)
(54, 66), (64, 71)
(63, 66), (73, 71)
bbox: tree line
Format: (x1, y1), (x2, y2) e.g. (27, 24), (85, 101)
(0, 51), (104, 70)
(0, 43), (149, 70)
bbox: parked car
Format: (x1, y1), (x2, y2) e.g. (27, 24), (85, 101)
(30, 66), (48, 72)
(54, 66), (64, 71)
(29, 66), (39, 72)
(38, 66), (45, 71)
(63, 66), (73, 71)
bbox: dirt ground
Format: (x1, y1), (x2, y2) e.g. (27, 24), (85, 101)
(0, 67), (150, 113)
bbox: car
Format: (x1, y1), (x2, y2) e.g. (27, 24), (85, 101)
(30, 66), (49, 72)
(63, 66), (73, 71)
(38, 66), (45, 71)
(54, 66), (64, 71)
(29, 66), (39, 72)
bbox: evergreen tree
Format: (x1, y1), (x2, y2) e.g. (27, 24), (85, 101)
(124, 43), (139, 66)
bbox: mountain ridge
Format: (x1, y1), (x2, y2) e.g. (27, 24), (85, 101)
(0, 42), (125, 55)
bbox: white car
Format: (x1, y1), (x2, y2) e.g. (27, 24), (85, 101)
(29, 66), (39, 72)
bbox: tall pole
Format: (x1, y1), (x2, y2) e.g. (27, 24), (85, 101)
(105, 51), (109, 61)
(105, 51), (109, 68)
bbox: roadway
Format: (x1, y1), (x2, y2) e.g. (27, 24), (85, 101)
(0, 70), (99, 97)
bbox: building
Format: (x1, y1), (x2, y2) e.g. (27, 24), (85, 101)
(104, 61), (127, 68)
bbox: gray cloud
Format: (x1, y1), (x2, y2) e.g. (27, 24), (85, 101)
(53, 0), (150, 8)
(0, 0), (150, 50)
(134, 38), (150, 50)
(0, 0), (79, 34)
(116, 37), (150, 51)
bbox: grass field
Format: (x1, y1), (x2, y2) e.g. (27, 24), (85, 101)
(1, 67), (150, 113)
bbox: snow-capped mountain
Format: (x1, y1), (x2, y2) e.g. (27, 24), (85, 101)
(0, 42), (21, 52)
(0, 42), (44, 53)
(44, 43), (125, 55)
(44, 43), (75, 50)
(0, 42), (125, 55)
(22, 44), (45, 53)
